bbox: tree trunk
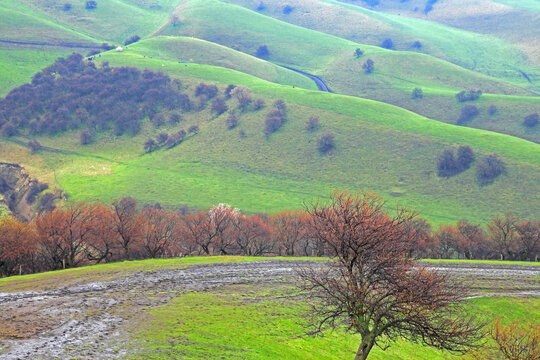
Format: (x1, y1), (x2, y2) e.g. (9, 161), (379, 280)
(355, 337), (375, 360)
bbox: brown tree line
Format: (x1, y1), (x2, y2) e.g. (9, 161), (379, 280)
(0, 198), (538, 277)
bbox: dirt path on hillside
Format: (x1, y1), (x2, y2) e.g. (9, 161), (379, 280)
(0, 261), (538, 359)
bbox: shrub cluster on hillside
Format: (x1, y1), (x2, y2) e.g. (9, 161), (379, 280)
(456, 89), (482, 102)
(457, 104), (479, 125)
(0, 196), (538, 277)
(0, 54), (192, 139)
(476, 154), (506, 186)
(264, 100), (287, 135)
(437, 145), (475, 177)
(523, 113), (539, 128)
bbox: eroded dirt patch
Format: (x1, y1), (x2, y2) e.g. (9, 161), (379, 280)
(0, 260), (538, 359)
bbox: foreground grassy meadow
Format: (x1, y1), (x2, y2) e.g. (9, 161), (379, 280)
(0, 257), (538, 359)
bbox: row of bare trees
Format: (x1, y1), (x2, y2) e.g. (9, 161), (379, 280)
(0, 197), (538, 277)
(411, 213), (540, 261)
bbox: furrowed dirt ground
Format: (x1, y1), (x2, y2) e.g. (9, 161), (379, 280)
(0, 260), (538, 359)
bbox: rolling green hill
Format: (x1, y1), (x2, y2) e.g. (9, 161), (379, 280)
(157, 0), (540, 143)
(225, 0), (539, 91)
(3, 55), (539, 224)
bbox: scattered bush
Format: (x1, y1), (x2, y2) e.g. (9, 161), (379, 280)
(457, 105), (479, 125)
(437, 145), (475, 177)
(381, 38), (394, 50)
(1, 123), (17, 137)
(211, 97), (228, 116)
(224, 85), (236, 99)
(317, 133), (335, 154)
(85, 1), (97, 9)
(412, 87), (423, 99)
(226, 113), (238, 129)
(231, 86), (252, 111)
(156, 133), (169, 145)
(476, 154), (505, 186)
(305, 116), (319, 132)
(79, 129), (94, 145)
(124, 35), (140, 46)
(456, 89), (482, 102)
(150, 113), (166, 128)
(256, 1), (265, 11)
(62, 3), (72, 11)
(457, 145), (475, 171)
(27, 140), (42, 153)
(188, 125), (199, 134)
(144, 138), (157, 153)
(488, 105), (497, 116)
(363, 59), (374, 74)
(253, 99), (265, 111)
(354, 48), (364, 58)
(523, 113), (539, 128)
(273, 99), (287, 112)
(283, 5), (293, 14)
(411, 41), (422, 49)
(165, 130), (186, 148)
(195, 83), (218, 99)
(255, 45), (270, 59)
(169, 113), (182, 124)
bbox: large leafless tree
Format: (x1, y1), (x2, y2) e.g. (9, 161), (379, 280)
(298, 190), (485, 360)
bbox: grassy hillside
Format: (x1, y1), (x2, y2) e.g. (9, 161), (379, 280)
(12, 0), (180, 43)
(157, 0), (540, 142)
(0, 47), (72, 96)
(3, 55), (538, 225)
(355, 0), (540, 66)
(0, 0), (99, 46)
(226, 0), (539, 91)
(121, 36), (317, 90)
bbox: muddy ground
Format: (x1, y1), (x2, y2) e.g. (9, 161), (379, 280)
(0, 260), (538, 359)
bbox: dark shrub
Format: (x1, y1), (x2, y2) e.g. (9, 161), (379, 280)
(488, 105), (497, 116)
(256, 45), (270, 59)
(411, 41), (422, 49)
(283, 5), (293, 14)
(144, 138), (157, 153)
(317, 133), (335, 154)
(1, 123), (17, 137)
(85, 1), (97, 9)
(156, 133), (169, 144)
(381, 38), (394, 50)
(211, 97), (228, 115)
(188, 125), (199, 134)
(412, 87), (423, 99)
(79, 129), (94, 145)
(305, 116), (320, 132)
(476, 154), (505, 186)
(437, 149), (459, 177)
(27, 183), (48, 204)
(456, 90), (482, 102)
(253, 99), (265, 111)
(355, 48), (364, 58)
(457, 105), (479, 125)
(39, 192), (57, 212)
(165, 130), (186, 148)
(27, 140), (42, 153)
(150, 113), (165, 127)
(256, 1), (265, 11)
(457, 145), (474, 170)
(265, 109), (286, 136)
(62, 3), (72, 11)
(224, 85), (236, 99)
(363, 0), (379, 6)
(195, 83), (218, 99)
(169, 113), (182, 124)
(523, 113), (539, 128)
(226, 113), (238, 129)
(363, 59), (374, 74)
(273, 99), (287, 112)
(124, 35), (141, 46)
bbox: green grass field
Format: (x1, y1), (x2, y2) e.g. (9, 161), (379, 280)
(3, 56), (538, 225)
(3, 257), (537, 360)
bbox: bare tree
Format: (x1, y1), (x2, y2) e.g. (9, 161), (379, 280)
(298, 190), (485, 360)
